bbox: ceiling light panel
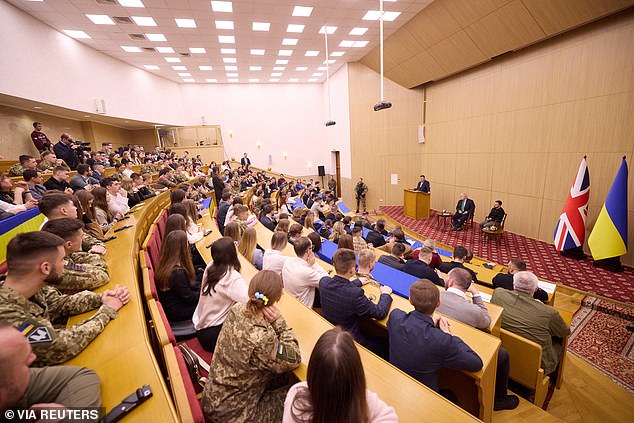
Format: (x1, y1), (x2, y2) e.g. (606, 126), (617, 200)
(276, 59), (288, 64)
(330, 51), (344, 57)
(144, 65), (159, 69)
(183, 78), (195, 82)
(282, 38), (298, 46)
(211, 1), (233, 13)
(156, 47), (174, 53)
(178, 72), (191, 76)
(228, 78), (239, 82)
(318, 26), (337, 34)
(286, 24), (304, 33)
(305, 50), (319, 56)
(226, 72), (238, 77)
(220, 48), (235, 54)
(189, 47), (206, 54)
(223, 58), (237, 63)
(175, 18), (196, 28)
(350, 27), (368, 35)
(131, 16), (156, 26)
(296, 66), (307, 71)
(199, 65), (213, 70)
(145, 33), (166, 41)
(252, 22), (270, 31)
(215, 20), (234, 30)
(86, 15), (114, 25)
(292, 6), (313, 17)
(165, 57), (181, 62)
(218, 35), (235, 43)
(278, 50), (293, 56)
(225, 65), (237, 70)
(362, 11), (401, 21)
(63, 30), (90, 38)
(172, 65), (186, 70)
(250, 49), (265, 55)
(206, 79), (217, 82)
(121, 45), (142, 52)
(273, 66), (285, 71)
(249, 66), (261, 71)
(118, 0), (144, 7)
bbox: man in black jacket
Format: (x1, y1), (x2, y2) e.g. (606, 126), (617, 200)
(438, 245), (478, 283)
(480, 200), (505, 230)
(451, 192), (475, 230)
(365, 219), (387, 247)
(53, 133), (79, 170)
(259, 204), (277, 231)
(492, 259), (549, 303)
(415, 175), (430, 193)
(216, 190), (231, 235)
(43, 167), (73, 193)
(403, 247), (445, 287)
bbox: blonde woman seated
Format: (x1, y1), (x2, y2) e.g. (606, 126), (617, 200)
(202, 270), (301, 423)
(275, 218), (291, 234)
(238, 227), (264, 270)
(224, 221), (242, 245)
(283, 327), (397, 423)
(329, 221), (346, 244)
(263, 232), (289, 276)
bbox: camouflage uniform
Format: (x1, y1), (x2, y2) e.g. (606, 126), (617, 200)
(231, 179), (241, 197)
(37, 160), (70, 173)
(140, 165), (156, 175)
(0, 282), (117, 366)
(8, 163), (27, 176)
(58, 251), (110, 291)
(157, 176), (176, 188)
(356, 272), (381, 288)
(173, 171), (189, 183)
(82, 233), (105, 253)
(111, 172), (123, 182)
(202, 303), (301, 423)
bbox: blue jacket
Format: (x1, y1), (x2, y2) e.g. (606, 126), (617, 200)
(402, 260), (445, 287)
(319, 275), (392, 348)
(387, 309), (482, 391)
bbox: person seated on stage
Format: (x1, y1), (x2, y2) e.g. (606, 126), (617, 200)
(43, 166), (73, 193)
(37, 151), (69, 173)
(435, 268), (519, 410)
(365, 218), (387, 248)
(378, 228), (412, 259)
(238, 227), (264, 270)
(337, 234), (354, 251)
(41, 218), (109, 291)
(69, 164), (99, 192)
(156, 230), (200, 323)
(491, 271), (570, 376)
(202, 270), (301, 423)
(0, 231), (129, 366)
(288, 223), (304, 245)
(281, 236), (328, 308)
(402, 247), (445, 287)
(100, 177), (129, 216)
(263, 232), (289, 277)
(329, 221), (347, 244)
(356, 249), (379, 286)
(22, 170), (47, 201)
(378, 243), (407, 271)
(415, 174), (430, 193)
(0, 325), (102, 415)
(193, 237), (249, 352)
(310, 196), (328, 221)
(351, 226), (369, 253)
(451, 192), (475, 231)
(387, 279), (483, 401)
(8, 155), (38, 177)
(260, 204), (277, 231)
(283, 327), (397, 423)
(492, 259), (549, 303)
(319, 248), (393, 357)
(0, 173), (38, 215)
(438, 245), (478, 283)
(479, 200), (505, 230)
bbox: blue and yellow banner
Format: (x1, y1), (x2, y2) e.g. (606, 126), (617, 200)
(588, 157), (629, 260)
(0, 209), (45, 263)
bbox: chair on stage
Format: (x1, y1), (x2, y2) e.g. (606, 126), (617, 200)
(482, 213), (507, 243)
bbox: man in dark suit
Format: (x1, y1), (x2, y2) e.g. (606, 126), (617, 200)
(415, 175), (430, 193)
(378, 243), (407, 271)
(53, 133), (79, 170)
(365, 219), (387, 247)
(480, 200), (505, 230)
(240, 153), (251, 169)
(492, 259), (549, 303)
(319, 248), (392, 357)
(438, 245), (478, 283)
(216, 190), (232, 235)
(451, 192), (475, 230)
(402, 247), (445, 287)
(259, 204), (277, 231)
(388, 279), (483, 394)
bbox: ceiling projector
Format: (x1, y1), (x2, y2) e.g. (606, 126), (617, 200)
(325, 120), (336, 127)
(373, 101), (392, 111)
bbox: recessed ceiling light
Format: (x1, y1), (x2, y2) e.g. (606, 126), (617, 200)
(308, 78), (318, 82)
(271, 72), (282, 77)
(305, 50), (319, 56)
(131, 16), (156, 26)
(250, 49), (265, 55)
(175, 18), (196, 28)
(183, 78), (195, 82)
(218, 35), (235, 43)
(86, 14), (115, 25)
(33, 106), (43, 109)
(63, 30), (91, 39)
(252, 22), (270, 31)
(289, 78), (299, 82)
(350, 27), (368, 35)
(215, 20), (234, 30)
(292, 6), (313, 17)
(269, 78), (279, 82)
(118, 0), (144, 7)
(144, 65), (159, 69)
(189, 47), (206, 54)
(223, 57), (237, 63)
(84, 115), (91, 118)
(339, 40), (354, 47)
(362, 10), (401, 21)
(178, 72), (191, 76)
(121, 45), (142, 52)
(226, 72), (238, 77)
(172, 65), (186, 70)
(156, 46), (174, 53)
(220, 48), (235, 54)
(249, 78), (259, 82)
(319, 26), (337, 34)
(206, 78), (217, 82)
(296, 66), (307, 71)
(317, 66), (328, 70)
(286, 24), (304, 33)
(165, 57), (181, 62)
(199, 65), (213, 70)
(228, 78), (239, 82)
(276, 59), (288, 64)
(146, 33), (167, 41)
(353, 41), (368, 48)
(278, 50), (293, 56)
(211, 1), (233, 12)
(225, 65), (237, 70)
(273, 66), (285, 71)
(312, 72), (323, 76)
(249, 66), (262, 71)
(282, 38), (298, 46)
(323, 59), (335, 64)
(330, 51), (344, 57)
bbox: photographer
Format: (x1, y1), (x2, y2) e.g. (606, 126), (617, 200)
(53, 133), (80, 170)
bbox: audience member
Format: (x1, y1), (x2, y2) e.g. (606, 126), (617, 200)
(329, 221), (346, 244)
(43, 166), (73, 193)
(0, 173), (37, 215)
(30, 121), (52, 153)
(275, 218), (291, 234)
(260, 204), (277, 231)
(337, 234), (354, 250)
(22, 169), (47, 200)
(238, 227), (264, 270)
(53, 133), (79, 170)
(281, 237), (328, 308)
(402, 247), (445, 287)
(216, 190), (232, 234)
(356, 249), (379, 286)
(365, 218), (387, 247)
(263, 232), (289, 276)
(377, 243), (407, 271)
(100, 177), (130, 216)
(438, 246), (478, 283)
(92, 187), (116, 232)
(69, 164), (99, 192)
(37, 151), (69, 173)
(492, 259), (549, 303)
(8, 155), (38, 177)
(75, 189), (103, 240)
(479, 200), (505, 230)
(352, 226), (368, 252)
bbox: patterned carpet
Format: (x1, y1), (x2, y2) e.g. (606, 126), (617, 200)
(568, 297), (634, 393)
(380, 206), (634, 304)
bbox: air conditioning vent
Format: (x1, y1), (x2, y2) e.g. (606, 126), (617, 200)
(179, 53), (191, 57)
(113, 16), (134, 24)
(142, 47), (156, 52)
(129, 34), (147, 40)
(96, 0), (117, 4)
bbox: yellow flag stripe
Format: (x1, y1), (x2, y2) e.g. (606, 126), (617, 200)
(588, 205), (627, 260)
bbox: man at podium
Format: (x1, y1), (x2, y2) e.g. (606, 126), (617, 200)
(415, 175), (430, 193)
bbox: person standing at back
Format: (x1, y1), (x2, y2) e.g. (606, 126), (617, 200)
(354, 178), (368, 214)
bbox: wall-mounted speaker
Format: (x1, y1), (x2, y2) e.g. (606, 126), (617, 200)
(318, 165), (325, 176)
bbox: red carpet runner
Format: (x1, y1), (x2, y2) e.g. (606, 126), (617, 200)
(381, 206), (634, 304)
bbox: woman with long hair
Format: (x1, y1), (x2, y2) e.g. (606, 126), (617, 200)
(193, 237), (248, 352)
(163, 214), (188, 242)
(263, 231), (289, 276)
(121, 177), (141, 208)
(170, 188), (187, 205)
(337, 234), (354, 250)
(283, 327), (396, 423)
(202, 270), (301, 423)
(275, 218), (290, 234)
(237, 227), (263, 270)
(92, 186), (116, 232)
(329, 221), (346, 244)
(303, 212), (316, 232)
(155, 230), (200, 322)
(74, 190), (104, 240)
(224, 221), (242, 244)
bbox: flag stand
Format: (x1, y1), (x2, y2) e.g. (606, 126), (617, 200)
(592, 257), (624, 272)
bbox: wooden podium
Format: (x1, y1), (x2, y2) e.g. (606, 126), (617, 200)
(403, 189), (430, 220)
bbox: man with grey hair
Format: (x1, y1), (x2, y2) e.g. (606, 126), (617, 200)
(491, 271), (570, 375)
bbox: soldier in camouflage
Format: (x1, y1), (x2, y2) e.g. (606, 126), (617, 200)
(0, 232), (129, 366)
(41, 218), (110, 291)
(173, 165), (189, 183)
(8, 155), (39, 177)
(37, 151), (70, 173)
(202, 270), (301, 423)
(355, 248), (381, 288)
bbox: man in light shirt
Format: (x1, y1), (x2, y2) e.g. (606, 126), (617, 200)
(281, 236), (328, 308)
(437, 268), (490, 329)
(100, 177), (129, 216)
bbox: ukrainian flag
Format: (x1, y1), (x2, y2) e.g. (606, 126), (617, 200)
(588, 157), (629, 260)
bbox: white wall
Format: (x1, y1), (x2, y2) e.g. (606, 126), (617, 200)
(323, 64), (352, 178)
(0, 1), (184, 125)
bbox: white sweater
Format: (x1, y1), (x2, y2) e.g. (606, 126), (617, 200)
(193, 266), (249, 329)
(262, 249), (288, 276)
(281, 257), (328, 308)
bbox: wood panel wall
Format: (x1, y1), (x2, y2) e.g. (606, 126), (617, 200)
(348, 11), (634, 266)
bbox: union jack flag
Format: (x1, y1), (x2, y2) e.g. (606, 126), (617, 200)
(554, 157), (590, 251)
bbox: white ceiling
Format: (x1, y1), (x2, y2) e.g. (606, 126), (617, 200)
(8, 0), (433, 84)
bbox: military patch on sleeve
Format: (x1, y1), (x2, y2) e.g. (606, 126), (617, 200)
(18, 320), (55, 345)
(64, 260), (85, 272)
(275, 342), (300, 362)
